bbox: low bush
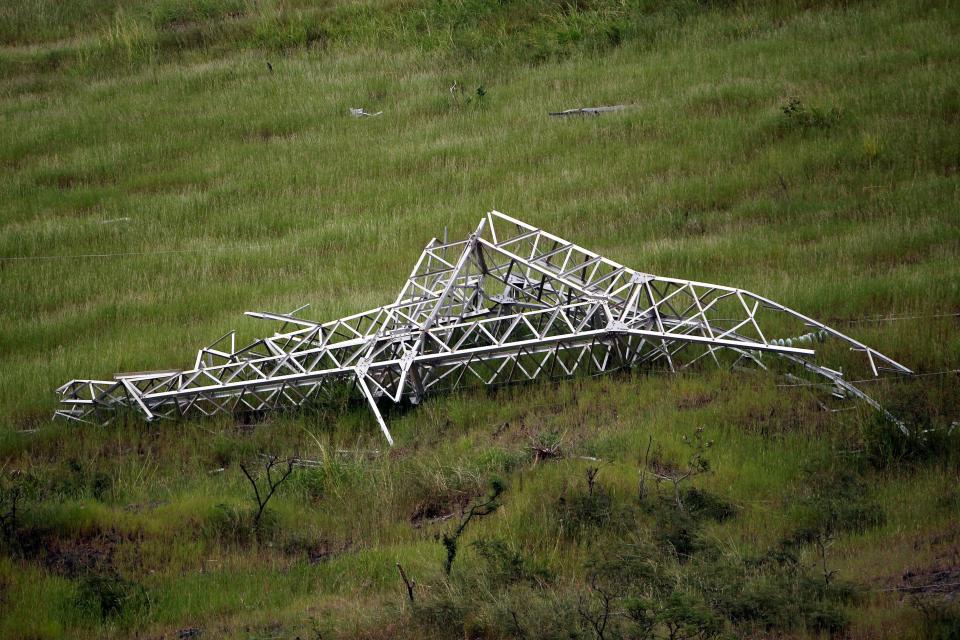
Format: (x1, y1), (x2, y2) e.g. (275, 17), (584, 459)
(411, 587), (470, 640)
(682, 487), (738, 523)
(860, 412), (960, 471)
(75, 571), (150, 625)
(778, 98), (844, 132)
(200, 502), (263, 545)
(789, 465), (885, 541)
(472, 537), (551, 587)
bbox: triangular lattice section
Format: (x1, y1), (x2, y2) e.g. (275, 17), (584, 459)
(56, 211), (913, 442)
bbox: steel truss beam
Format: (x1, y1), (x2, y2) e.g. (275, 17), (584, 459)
(56, 211), (913, 441)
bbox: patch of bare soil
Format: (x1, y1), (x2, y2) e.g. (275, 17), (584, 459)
(894, 527), (960, 602)
(31, 528), (123, 578)
(282, 537), (354, 564)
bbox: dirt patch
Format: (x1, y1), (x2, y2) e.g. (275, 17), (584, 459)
(894, 529), (960, 601)
(282, 537), (353, 564)
(30, 528), (123, 578)
(676, 391), (716, 410)
(410, 492), (472, 528)
(897, 565), (960, 601)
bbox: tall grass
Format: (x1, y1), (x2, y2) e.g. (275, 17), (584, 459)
(0, 0), (957, 637)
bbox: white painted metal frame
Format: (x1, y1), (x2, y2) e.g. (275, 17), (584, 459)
(55, 211), (913, 441)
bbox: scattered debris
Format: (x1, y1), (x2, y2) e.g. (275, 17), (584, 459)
(97, 217), (131, 225)
(549, 105), (628, 117)
(412, 512), (454, 529)
(894, 566), (960, 597)
(258, 453), (322, 468)
(531, 443), (562, 464)
(123, 500), (165, 512)
(349, 107), (382, 118)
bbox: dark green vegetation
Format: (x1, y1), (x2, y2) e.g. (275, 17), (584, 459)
(1, 0), (959, 637)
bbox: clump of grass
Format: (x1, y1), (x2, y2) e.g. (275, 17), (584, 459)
(778, 97), (844, 132)
(149, 0), (248, 30)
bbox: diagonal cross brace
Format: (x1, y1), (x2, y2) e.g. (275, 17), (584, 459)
(55, 211), (912, 441)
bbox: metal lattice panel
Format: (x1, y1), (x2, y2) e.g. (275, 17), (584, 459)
(56, 211), (912, 443)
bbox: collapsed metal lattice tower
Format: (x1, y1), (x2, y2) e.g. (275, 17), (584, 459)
(56, 211), (912, 443)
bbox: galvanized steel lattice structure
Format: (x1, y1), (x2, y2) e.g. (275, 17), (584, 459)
(56, 211), (912, 443)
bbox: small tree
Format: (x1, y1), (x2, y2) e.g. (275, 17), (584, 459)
(649, 427), (712, 511)
(239, 455), (295, 538)
(585, 466), (600, 497)
(441, 478), (505, 575)
(578, 574), (620, 640)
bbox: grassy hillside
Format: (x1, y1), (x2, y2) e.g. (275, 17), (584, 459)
(1, 0), (958, 638)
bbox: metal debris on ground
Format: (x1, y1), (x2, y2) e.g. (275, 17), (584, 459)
(349, 107), (382, 117)
(56, 211), (912, 443)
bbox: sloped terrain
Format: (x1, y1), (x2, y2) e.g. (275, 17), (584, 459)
(1, 1), (958, 638)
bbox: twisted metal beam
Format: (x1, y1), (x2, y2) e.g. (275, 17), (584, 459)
(56, 211), (912, 441)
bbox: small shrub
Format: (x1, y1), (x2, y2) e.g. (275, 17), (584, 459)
(472, 537), (551, 587)
(585, 536), (669, 595)
(488, 590), (582, 640)
(699, 548), (856, 634)
(658, 591), (725, 640)
(412, 589), (469, 639)
(44, 460), (113, 502)
(652, 504), (703, 559)
(557, 487), (616, 535)
(202, 503), (256, 545)
(441, 478), (504, 575)
(910, 596), (960, 640)
(90, 472), (112, 502)
(790, 465), (885, 539)
(860, 413), (960, 470)
(778, 97), (843, 132)
(239, 455), (296, 540)
(75, 572), (150, 624)
(682, 488), (737, 523)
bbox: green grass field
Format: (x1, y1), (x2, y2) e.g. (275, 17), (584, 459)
(1, 0), (959, 638)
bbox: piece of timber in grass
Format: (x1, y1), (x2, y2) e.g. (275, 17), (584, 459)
(54, 210), (912, 442)
(549, 105), (628, 116)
